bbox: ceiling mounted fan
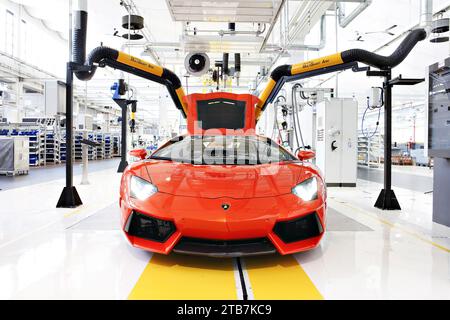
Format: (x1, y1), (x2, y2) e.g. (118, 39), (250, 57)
(364, 24), (398, 36)
(350, 31), (365, 42)
(351, 25), (397, 42)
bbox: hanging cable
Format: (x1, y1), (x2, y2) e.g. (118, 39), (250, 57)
(274, 95), (286, 143)
(298, 83), (309, 100)
(294, 97), (306, 149)
(291, 84), (306, 151)
(291, 84), (301, 149)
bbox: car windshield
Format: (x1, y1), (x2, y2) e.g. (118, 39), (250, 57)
(150, 135), (297, 165)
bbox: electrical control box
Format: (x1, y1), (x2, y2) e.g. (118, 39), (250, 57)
(368, 87), (383, 108)
(315, 98), (358, 187)
(427, 58), (450, 158)
(428, 58), (450, 227)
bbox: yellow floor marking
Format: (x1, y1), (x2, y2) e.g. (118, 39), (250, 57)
(337, 201), (450, 253)
(63, 207), (84, 218)
(128, 254), (238, 300)
(245, 255), (323, 300)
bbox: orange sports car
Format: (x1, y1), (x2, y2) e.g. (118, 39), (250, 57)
(119, 134), (326, 257)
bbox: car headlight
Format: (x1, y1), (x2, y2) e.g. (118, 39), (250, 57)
(130, 176), (158, 200)
(292, 177), (318, 201)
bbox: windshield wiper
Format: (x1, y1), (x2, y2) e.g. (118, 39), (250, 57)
(149, 156), (173, 161)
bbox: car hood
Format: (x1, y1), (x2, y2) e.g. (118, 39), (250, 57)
(143, 160), (309, 199)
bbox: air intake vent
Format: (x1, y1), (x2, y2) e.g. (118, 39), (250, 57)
(125, 211), (176, 242)
(273, 212), (323, 243)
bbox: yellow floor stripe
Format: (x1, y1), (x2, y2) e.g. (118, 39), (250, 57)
(245, 255), (323, 300)
(337, 201), (450, 253)
(63, 207), (84, 218)
(128, 254), (238, 300)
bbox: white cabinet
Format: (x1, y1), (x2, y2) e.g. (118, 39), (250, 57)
(315, 98), (358, 187)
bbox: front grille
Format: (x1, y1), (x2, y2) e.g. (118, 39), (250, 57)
(273, 212), (323, 243)
(125, 211), (176, 242)
(173, 237), (276, 257)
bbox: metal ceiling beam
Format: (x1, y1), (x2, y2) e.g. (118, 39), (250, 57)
(337, 0), (372, 28)
(259, 0), (286, 53)
(165, 0), (283, 22)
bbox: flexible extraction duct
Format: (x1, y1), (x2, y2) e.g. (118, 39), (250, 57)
(234, 53), (241, 86)
(223, 53), (229, 76)
(256, 28), (427, 120)
(73, 0), (88, 67)
(71, 0), (188, 117)
(235, 53), (241, 73)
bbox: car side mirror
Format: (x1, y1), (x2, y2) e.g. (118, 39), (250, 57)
(297, 150), (315, 161)
(129, 149), (147, 160)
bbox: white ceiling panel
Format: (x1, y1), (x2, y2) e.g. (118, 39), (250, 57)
(165, 0), (283, 22)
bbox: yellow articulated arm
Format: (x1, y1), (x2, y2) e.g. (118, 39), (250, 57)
(75, 48), (188, 118)
(256, 28), (427, 121)
(71, 5), (188, 118)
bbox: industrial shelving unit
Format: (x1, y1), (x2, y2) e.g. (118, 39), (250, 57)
(45, 131), (60, 164)
(104, 134), (112, 159)
(95, 133), (104, 159)
(357, 133), (382, 168)
(87, 133), (96, 160)
(357, 135), (369, 166)
(0, 118), (59, 167)
(26, 130), (44, 166)
(60, 134), (67, 162)
(74, 132), (83, 161)
(112, 134), (121, 157)
(1, 119), (119, 165)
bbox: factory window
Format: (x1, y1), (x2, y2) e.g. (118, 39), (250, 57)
(20, 19), (27, 60)
(5, 10), (14, 56)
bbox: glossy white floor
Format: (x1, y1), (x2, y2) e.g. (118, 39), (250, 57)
(0, 165), (448, 300)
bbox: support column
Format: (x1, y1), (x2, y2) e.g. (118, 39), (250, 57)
(57, 63), (82, 208)
(374, 69), (401, 210)
(113, 98), (135, 173)
(117, 101), (129, 172)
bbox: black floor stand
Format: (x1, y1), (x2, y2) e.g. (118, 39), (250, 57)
(113, 98), (136, 173)
(117, 160), (128, 173)
(57, 62), (83, 208)
(375, 189), (401, 210)
(366, 69), (424, 210)
(57, 186), (82, 208)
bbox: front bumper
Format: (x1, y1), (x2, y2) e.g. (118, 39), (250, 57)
(173, 237), (277, 258)
(120, 192), (326, 256)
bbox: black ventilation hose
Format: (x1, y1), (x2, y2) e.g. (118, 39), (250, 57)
(235, 53), (241, 72)
(161, 68), (181, 88)
(72, 9), (116, 81)
(340, 28), (427, 69)
(269, 28), (427, 81)
(223, 53), (229, 76)
(71, 8), (187, 117)
(73, 10), (87, 65)
(75, 46), (119, 81)
(257, 28), (427, 119)
(73, 45), (187, 117)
